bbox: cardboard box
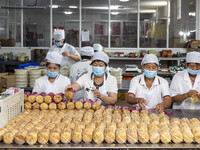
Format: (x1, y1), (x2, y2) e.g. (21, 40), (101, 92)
(0, 73), (15, 91)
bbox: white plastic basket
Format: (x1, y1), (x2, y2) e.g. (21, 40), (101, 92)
(0, 90), (24, 128)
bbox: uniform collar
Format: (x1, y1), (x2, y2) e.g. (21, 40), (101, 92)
(140, 74), (160, 86)
(184, 69), (200, 83)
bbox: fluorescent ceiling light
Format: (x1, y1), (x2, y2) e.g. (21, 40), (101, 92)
(64, 11), (72, 15)
(120, 0), (129, 2)
(69, 6), (77, 9)
(51, 5), (58, 8)
(111, 12), (119, 15)
(110, 5), (119, 9)
(179, 31), (184, 36)
(141, 1), (167, 6)
(140, 9), (156, 13)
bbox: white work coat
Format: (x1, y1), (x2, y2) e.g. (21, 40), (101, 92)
(170, 70), (200, 109)
(32, 74), (71, 94)
(48, 43), (80, 66)
(69, 60), (92, 100)
(128, 74), (171, 109)
(76, 73), (118, 103)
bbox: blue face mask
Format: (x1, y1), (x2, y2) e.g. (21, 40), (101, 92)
(46, 70), (59, 78)
(144, 69), (157, 78)
(55, 42), (62, 47)
(187, 68), (200, 75)
(92, 67), (105, 77)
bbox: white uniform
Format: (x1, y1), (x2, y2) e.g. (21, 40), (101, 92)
(170, 70), (200, 109)
(33, 74), (71, 94)
(48, 43), (80, 66)
(76, 73), (118, 104)
(128, 74), (170, 109)
(69, 60), (92, 100)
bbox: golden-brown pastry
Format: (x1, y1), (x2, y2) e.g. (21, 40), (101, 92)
(93, 122), (105, 144)
(180, 123), (194, 144)
(127, 122), (138, 144)
(65, 91), (74, 100)
(28, 95), (36, 103)
(83, 109), (94, 124)
(75, 100), (83, 110)
(36, 95), (44, 104)
(32, 102), (40, 109)
(49, 102), (57, 110)
(92, 101), (101, 110)
(54, 94), (63, 103)
(50, 122), (66, 144)
(44, 95), (52, 104)
(83, 122), (95, 144)
(122, 114), (131, 126)
(72, 122), (85, 144)
(105, 122), (116, 144)
(148, 123), (160, 144)
(24, 102), (32, 109)
(112, 112), (122, 124)
(0, 128), (7, 141)
(58, 102), (66, 110)
(61, 128), (72, 144)
(138, 123), (149, 144)
(170, 127), (183, 144)
(84, 101), (92, 109)
(160, 124), (171, 144)
(116, 123), (127, 144)
(67, 101), (75, 110)
(40, 103), (49, 110)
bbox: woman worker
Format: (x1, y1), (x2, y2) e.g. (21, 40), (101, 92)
(65, 52), (118, 105)
(170, 51), (200, 109)
(126, 54), (172, 113)
(40, 30), (80, 66)
(33, 51), (71, 94)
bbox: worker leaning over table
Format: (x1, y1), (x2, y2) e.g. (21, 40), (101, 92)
(170, 51), (200, 109)
(40, 30), (80, 67)
(69, 46), (94, 100)
(65, 52), (118, 105)
(33, 51), (71, 94)
(126, 54), (172, 113)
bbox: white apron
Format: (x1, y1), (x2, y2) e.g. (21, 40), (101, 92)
(43, 75), (59, 94)
(86, 74), (108, 105)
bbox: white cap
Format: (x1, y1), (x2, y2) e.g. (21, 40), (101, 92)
(53, 30), (65, 41)
(93, 44), (103, 52)
(186, 52), (200, 63)
(80, 46), (94, 56)
(46, 51), (62, 65)
(141, 54), (159, 66)
(91, 52), (109, 65)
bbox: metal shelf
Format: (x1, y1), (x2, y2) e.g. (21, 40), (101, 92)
(109, 57), (186, 61)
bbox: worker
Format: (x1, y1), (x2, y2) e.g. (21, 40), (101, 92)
(69, 46), (94, 100)
(40, 30), (80, 66)
(126, 54), (171, 113)
(93, 43), (103, 52)
(170, 51), (200, 109)
(33, 51), (71, 94)
(65, 52), (118, 105)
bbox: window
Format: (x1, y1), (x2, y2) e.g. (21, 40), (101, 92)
(82, 0), (109, 47)
(140, 0), (167, 48)
(169, 0), (196, 48)
(53, 0), (79, 47)
(23, 0), (50, 47)
(111, 0), (137, 48)
(0, 0), (21, 47)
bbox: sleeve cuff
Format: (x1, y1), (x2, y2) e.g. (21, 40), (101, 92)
(128, 92), (135, 96)
(163, 95), (171, 98)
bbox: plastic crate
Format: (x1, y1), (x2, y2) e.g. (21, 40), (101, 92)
(0, 90), (24, 128)
(18, 63), (40, 69)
